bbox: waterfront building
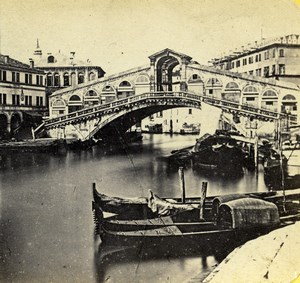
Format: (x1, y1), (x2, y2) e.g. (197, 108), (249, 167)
(32, 40), (105, 107)
(210, 34), (300, 86)
(0, 54), (46, 139)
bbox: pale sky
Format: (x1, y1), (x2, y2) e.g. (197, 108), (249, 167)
(1, 0), (300, 74)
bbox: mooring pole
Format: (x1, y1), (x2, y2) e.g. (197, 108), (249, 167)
(200, 181), (208, 219)
(178, 167), (186, 203)
(92, 182), (96, 194)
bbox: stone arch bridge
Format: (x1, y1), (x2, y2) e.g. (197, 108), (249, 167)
(41, 49), (300, 141)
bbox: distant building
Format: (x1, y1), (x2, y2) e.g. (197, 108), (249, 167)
(0, 54), (46, 139)
(32, 40), (105, 106)
(210, 34), (300, 85)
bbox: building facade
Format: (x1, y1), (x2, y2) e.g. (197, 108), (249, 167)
(0, 54), (46, 139)
(32, 41), (105, 106)
(210, 34), (300, 86)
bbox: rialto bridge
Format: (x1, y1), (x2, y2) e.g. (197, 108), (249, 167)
(41, 49), (300, 141)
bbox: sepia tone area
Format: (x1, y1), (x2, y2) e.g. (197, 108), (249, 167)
(1, 1), (300, 282)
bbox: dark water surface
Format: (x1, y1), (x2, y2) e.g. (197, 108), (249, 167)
(0, 134), (268, 283)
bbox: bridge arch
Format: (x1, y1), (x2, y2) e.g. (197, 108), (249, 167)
(68, 94), (82, 113)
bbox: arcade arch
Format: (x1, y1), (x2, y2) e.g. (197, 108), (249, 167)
(68, 95), (82, 113)
(222, 81), (241, 102)
(261, 89), (278, 111)
(242, 85), (259, 107)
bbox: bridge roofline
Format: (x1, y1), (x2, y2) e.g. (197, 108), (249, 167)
(50, 64), (150, 97)
(188, 63), (300, 91)
(148, 48), (192, 61)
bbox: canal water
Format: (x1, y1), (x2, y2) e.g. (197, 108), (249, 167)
(0, 133), (269, 283)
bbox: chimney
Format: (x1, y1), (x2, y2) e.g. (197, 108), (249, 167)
(29, 58), (34, 68)
(4, 55), (9, 64)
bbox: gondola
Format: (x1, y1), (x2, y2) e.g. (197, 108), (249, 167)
(93, 195), (300, 249)
(191, 133), (246, 175)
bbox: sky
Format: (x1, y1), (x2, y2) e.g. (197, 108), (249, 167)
(1, 0), (300, 74)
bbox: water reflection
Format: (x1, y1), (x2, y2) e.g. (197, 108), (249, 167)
(94, 241), (233, 283)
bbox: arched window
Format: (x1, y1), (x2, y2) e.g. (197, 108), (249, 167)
(78, 73), (84, 84)
(52, 99), (65, 107)
(225, 82), (239, 89)
(242, 85), (259, 106)
(63, 73), (70, 86)
(53, 73), (60, 87)
(84, 90), (99, 106)
(69, 95), (81, 101)
(136, 75), (149, 84)
(118, 81), (134, 99)
(188, 74), (203, 83)
(46, 73), (52, 86)
(89, 72), (95, 81)
(282, 94), (297, 113)
(51, 99), (66, 117)
(261, 89), (278, 111)
(101, 85), (116, 103)
(222, 81), (241, 102)
(47, 56), (55, 63)
(68, 95), (82, 113)
(119, 81), (132, 87)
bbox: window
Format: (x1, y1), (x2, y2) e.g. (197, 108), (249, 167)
(272, 49), (276, 58)
(36, 75), (43, 86)
(12, 94), (20, 105)
(279, 49), (285, 57)
(188, 109), (192, 115)
(231, 62), (235, 69)
(78, 73), (84, 84)
(36, 96), (43, 106)
(0, 70), (7, 81)
(54, 74), (60, 87)
(242, 58), (247, 65)
(256, 69), (262, 76)
(209, 89), (213, 94)
(0, 93), (7, 104)
(264, 66), (269, 77)
(156, 111), (163, 118)
(266, 101), (273, 106)
(63, 73), (70, 86)
(13, 72), (20, 83)
(248, 57), (253, 64)
(279, 64), (285, 75)
(249, 70), (254, 75)
(272, 65), (276, 75)
(28, 96), (32, 106)
(25, 74), (29, 84)
(264, 51), (269, 60)
(236, 60), (240, 67)
(48, 56), (55, 63)
(246, 97), (255, 101)
(47, 74), (52, 86)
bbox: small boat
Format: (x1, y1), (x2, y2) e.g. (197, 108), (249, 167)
(93, 191), (300, 250)
(0, 138), (66, 153)
(191, 133), (246, 175)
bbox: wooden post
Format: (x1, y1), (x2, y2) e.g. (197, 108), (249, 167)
(31, 127), (35, 141)
(92, 182), (96, 195)
(178, 167), (185, 203)
(254, 134), (258, 174)
(200, 182), (207, 219)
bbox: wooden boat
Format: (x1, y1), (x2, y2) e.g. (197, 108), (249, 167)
(191, 133), (246, 175)
(0, 138), (66, 153)
(93, 193), (300, 249)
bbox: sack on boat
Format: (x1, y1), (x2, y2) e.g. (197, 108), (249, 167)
(147, 190), (196, 216)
